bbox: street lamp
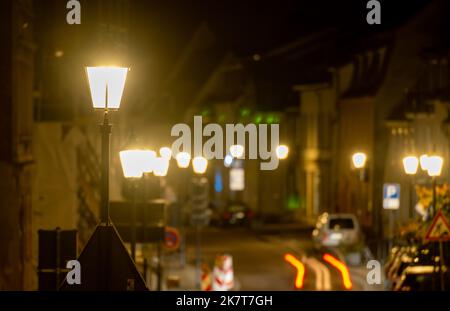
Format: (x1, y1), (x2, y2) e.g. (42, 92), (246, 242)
(192, 156), (208, 174)
(159, 147), (172, 160)
(402, 156), (419, 218)
(351, 152), (368, 219)
(427, 155), (443, 177)
(176, 152), (191, 168)
(191, 155), (208, 289)
(153, 157), (170, 177)
(86, 66), (129, 225)
(119, 149), (145, 178)
(403, 156), (419, 175)
(224, 154), (233, 167)
(276, 145), (289, 160)
(141, 150), (157, 174)
(119, 149), (146, 261)
(419, 154), (430, 171)
(230, 145), (244, 158)
(352, 152), (367, 169)
(427, 155), (443, 218)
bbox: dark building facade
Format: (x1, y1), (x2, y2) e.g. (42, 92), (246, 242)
(0, 0), (35, 290)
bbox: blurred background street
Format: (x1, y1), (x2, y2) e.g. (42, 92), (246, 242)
(1, 0), (450, 291)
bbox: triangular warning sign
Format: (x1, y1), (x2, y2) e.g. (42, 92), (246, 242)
(424, 210), (450, 242)
(60, 224), (147, 290)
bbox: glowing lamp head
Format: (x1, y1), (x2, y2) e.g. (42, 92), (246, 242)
(159, 147), (172, 160)
(420, 154), (430, 171)
(276, 145), (289, 160)
(224, 154), (233, 167)
(427, 155), (443, 177)
(402, 156), (419, 175)
(119, 149), (145, 178)
(86, 66), (129, 110)
(230, 145), (244, 158)
(192, 156), (208, 174)
(141, 150), (157, 174)
(352, 152), (367, 169)
(176, 152), (191, 168)
(153, 157), (170, 177)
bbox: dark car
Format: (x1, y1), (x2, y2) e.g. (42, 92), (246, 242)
(220, 203), (254, 226)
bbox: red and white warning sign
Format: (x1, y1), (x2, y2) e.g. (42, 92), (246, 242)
(212, 254), (234, 291)
(424, 210), (450, 242)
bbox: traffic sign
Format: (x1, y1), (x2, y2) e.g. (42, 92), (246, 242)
(424, 210), (450, 242)
(383, 183), (400, 210)
(164, 227), (180, 251)
(59, 224), (147, 290)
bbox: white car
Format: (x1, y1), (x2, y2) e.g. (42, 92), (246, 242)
(312, 213), (360, 247)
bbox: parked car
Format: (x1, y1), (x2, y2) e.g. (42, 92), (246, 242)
(312, 213), (361, 247)
(220, 202), (254, 226)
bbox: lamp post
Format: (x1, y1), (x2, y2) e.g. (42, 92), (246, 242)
(426, 155), (443, 217)
(192, 156), (208, 289)
(153, 154), (170, 291)
(402, 156), (419, 218)
(119, 149), (147, 261)
(175, 151), (191, 268)
(425, 155), (444, 291)
(351, 152), (368, 219)
(86, 66), (129, 225)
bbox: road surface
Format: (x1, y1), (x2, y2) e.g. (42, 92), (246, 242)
(175, 226), (383, 291)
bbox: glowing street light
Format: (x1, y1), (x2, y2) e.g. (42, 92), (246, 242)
(427, 155), (443, 177)
(119, 150), (145, 179)
(419, 154), (430, 171)
(192, 156), (208, 174)
(402, 156), (419, 175)
(86, 66), (129, 110)
(402, 155), (419, 218)
(176, 152), (191, 168)
(276, 145), (289, 160)
(86, 65), (129, 225)
(159, 146), (172, 160)
(118, 148), (145, 261)
(352, 152), (367, 169)
(153, 157), (170, 177)
(230, 145), (244, 158)
(141, 149), (157, 174)
(224, 154), (233, 167)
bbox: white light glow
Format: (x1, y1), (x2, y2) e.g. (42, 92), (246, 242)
(159, 147), (172, 160)
(420, 154), (430, 171)
(119, 150), (144, 178)
(427, 155), (443, 177)
(276, 145), (289, 159)
(176, 152), (191, 168)
(153, 157), (170, 177)
(142, 150), (157, 173)
(352, 152), (367, 169)
(224, 154), (233, 167)
(402, 156), (419, 175)
(192, 156), (208, 174)
(230, 145), (244, 158)
(86, 66), (128, 110)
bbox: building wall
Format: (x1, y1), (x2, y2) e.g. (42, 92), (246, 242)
(336, 97), (375, 228)
(0, 0), (35, 290)
(295, 84), (336, 222)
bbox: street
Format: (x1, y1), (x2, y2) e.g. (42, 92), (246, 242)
(173, 227), (381, 291)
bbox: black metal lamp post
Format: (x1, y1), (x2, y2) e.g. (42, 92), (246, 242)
(86, 66), (129, 224)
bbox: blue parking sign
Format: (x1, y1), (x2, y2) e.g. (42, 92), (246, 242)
(383, 183), (400, 209)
